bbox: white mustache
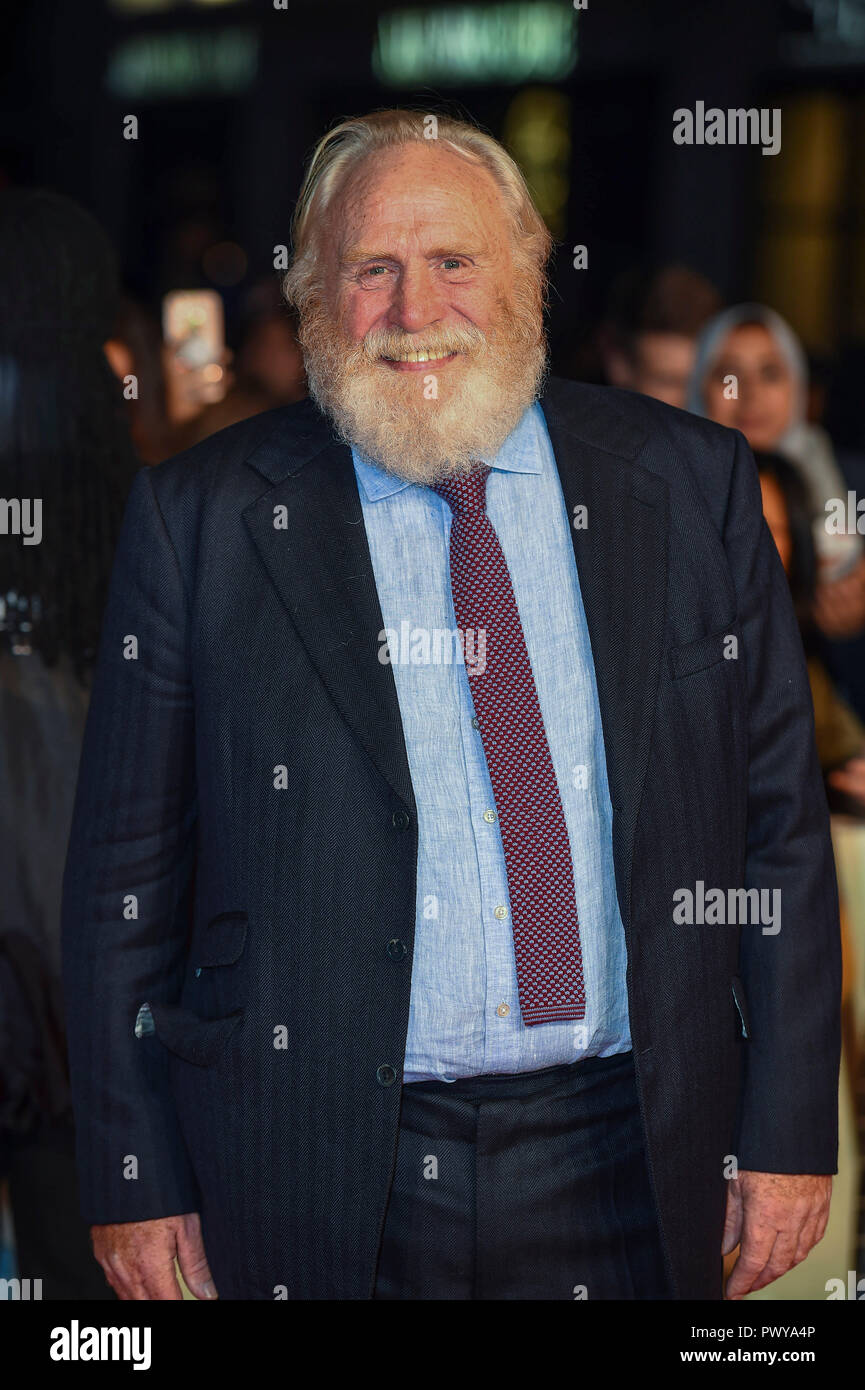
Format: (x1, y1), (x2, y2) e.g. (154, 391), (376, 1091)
(360, 324), (487, 362)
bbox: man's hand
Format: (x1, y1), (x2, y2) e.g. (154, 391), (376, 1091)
(91, 1213), (218, 1300)
(722, 1171), (831, 1299)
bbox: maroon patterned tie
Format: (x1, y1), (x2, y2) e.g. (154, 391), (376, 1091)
(432, 465), (586, 1024)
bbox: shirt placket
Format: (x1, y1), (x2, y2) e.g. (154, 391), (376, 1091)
(445, 488), (524, 1076)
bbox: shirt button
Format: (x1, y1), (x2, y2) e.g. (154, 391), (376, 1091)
(386, 938), (407, 961)
(376, 1064), (398, 1087)
(391, 809), (410, 831)
(496, 1002), (511, 1018)
(494, 905), (508, 920)
(483, 809), (497, 823)
(471, 717), (480, 729)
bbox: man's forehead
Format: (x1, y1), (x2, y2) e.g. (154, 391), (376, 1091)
(339, 200), (491, 254)
(341, 141), (495, 193)
(328, 144), (508, 243)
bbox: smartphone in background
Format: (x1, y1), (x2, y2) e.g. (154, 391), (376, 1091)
(162, 289), (227, 407)
(813, 520), (862, 584)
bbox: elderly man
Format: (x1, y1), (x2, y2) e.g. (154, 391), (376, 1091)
(62, 110), (840, 1301)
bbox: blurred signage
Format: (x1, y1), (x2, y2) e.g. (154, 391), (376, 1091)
(107, 0), (176, 12)
(503, 88), (570, 238)
(373, 2), (578, 87)
(106, 27), (258, 98)
(781, 0), (865, 61)
(107, 0), (246, 13)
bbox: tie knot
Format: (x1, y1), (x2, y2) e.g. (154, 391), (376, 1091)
(432, 465), (490, 516)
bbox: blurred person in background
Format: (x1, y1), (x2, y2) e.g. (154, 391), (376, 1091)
(0, 188), (138, 1298)
(104, 280), (308, 462)
(172, 281), (307, 450)
(236, 280), (307, 406)
(103, 295), (172, 466)
(755, 446), (865, 1297)
(688, 304), (865, 646)
(754, 450), (865, 817)
(821, 342), (865, 727)
(599, 264), (723, 409)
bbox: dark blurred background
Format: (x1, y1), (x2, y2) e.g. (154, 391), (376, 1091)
(2, 0), (864, 417)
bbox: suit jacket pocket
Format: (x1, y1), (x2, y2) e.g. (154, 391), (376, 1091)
(195, 912), (248, 968)
(669, 620), (739, 680)
(147, 1002), (244, 1066)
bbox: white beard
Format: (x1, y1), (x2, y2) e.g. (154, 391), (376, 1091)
(299, 306), (548, 486)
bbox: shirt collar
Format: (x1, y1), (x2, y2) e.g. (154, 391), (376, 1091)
(352, 401), (545, 503)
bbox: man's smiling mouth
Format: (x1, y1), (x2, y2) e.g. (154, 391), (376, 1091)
(380, 350), (459, 370)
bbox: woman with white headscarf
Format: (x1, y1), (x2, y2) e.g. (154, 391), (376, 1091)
(688, 303), (865, 639)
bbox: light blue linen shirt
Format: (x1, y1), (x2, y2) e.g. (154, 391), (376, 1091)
(351, 402), (631, 1083)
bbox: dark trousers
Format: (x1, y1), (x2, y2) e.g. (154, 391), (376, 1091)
(374, 1049), (673, 1300)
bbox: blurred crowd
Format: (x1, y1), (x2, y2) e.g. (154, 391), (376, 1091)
(596, 263), (865, 809)
(1, 188), (864, 1297)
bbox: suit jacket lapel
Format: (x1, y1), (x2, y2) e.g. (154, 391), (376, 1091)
(242, 404), (417, 815)
(540, 380), (669, 929)
(241, 385), (670, 932)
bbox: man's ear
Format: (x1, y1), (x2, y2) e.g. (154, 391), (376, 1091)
(103, 337), (134, 383)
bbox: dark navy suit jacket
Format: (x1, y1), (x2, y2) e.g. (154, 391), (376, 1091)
(61, 379), (842, 1299)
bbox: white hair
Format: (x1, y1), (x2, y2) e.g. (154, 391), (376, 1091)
(283, 109), (552, 317)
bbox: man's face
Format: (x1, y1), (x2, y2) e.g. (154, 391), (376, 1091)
(630, 333), (696, 409)
(328, 141), (512, 362)
(604, 331), (696, 409)
(297, 141), (547, 483)
(702, 323), (796, 452)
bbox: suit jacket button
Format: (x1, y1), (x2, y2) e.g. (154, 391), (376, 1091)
(386, 938), (407, 961)
(391, 809), (410, 831)
(376, 1064), (398, 1087)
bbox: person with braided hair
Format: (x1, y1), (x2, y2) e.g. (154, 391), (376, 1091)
(0, 188), (139, 1297)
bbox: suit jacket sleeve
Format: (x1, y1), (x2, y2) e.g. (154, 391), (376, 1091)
(61, 464), (201, 1223)
(723, 428), (842, 1174)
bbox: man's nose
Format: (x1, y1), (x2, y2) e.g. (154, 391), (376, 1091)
(388, 263), (446, 334)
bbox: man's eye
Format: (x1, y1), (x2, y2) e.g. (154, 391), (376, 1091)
(441, 258), (463, 271)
